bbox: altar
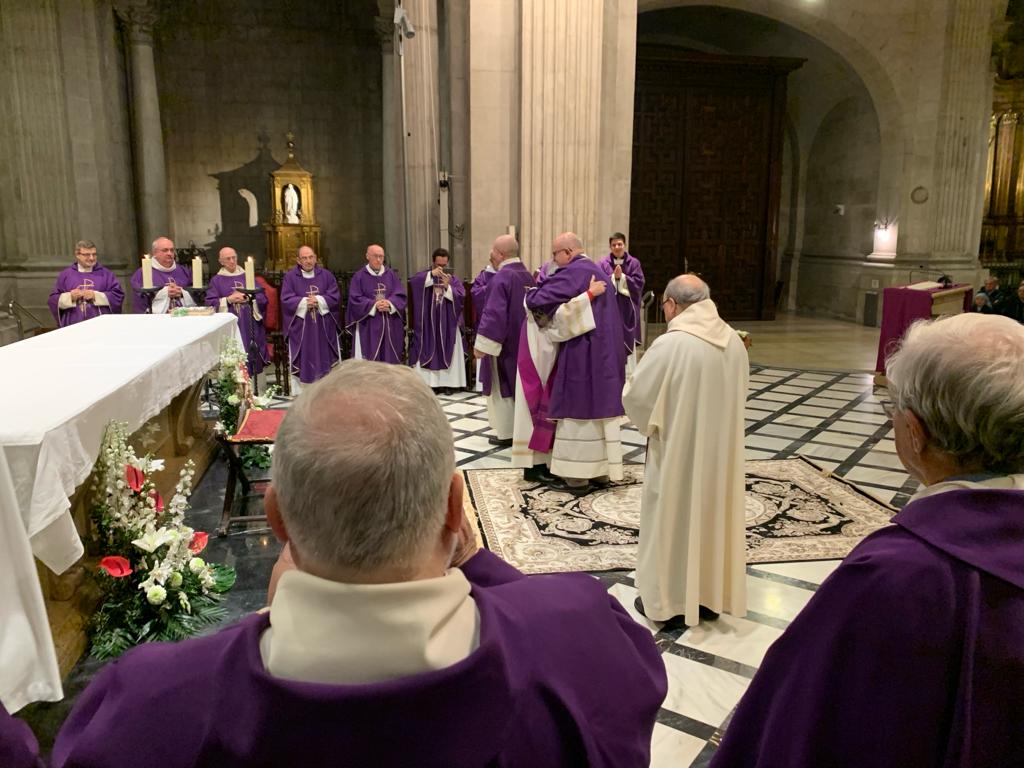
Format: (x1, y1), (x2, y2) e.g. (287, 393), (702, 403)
(0, 314), (238, 712)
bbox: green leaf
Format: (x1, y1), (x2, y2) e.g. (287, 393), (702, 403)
(208, 563), (237, 593)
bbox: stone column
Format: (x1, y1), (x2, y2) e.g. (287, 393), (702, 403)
(377, 1), (404, 263)
(116, 1), (168, 251)
(442, 0), (471, 271)
(519, 0), (606, 269)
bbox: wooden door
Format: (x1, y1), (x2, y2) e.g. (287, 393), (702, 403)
(629, 50), (800, 321)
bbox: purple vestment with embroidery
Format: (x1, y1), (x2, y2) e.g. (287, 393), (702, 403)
(47, 264), (124, 327)
(345, 267), (407, 364)
(408, 269), (465, 371)
(280, 266), (341, 384)
(205, 273), (270, 376)
(525, 254), (625, 420)
(475, 261), (534, 398)
(130, 264), (193, 313)
(597, 252), (645, 351)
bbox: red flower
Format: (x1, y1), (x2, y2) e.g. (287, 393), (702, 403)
(99, 556), (133, 578)
(151, 490), (164, 513)
(189, 531), (209, 554)
(125, 465), (145, 492)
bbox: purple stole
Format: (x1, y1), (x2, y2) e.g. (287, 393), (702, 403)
(516, 321), (557, 452)
(47, 264), (124, 327)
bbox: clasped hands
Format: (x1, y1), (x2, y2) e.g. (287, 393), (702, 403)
(228, 291), (249, 305)
(374, 298), (391, 312)
(69, 288), (95, 302)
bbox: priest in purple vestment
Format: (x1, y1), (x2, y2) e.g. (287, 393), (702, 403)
(525, 232), (626, 493)
(47, 239), (124, 327)
(712, 312), (1024, 768)
(53, 361), (666, 768)
(345, 244), (407, 364)
(469, 255), (498, 392)
(205, 246), (269, 376)
(473, 234), (535, 444)
(408, 247), (466, 390)
(129, 236), (196, 314)
(280, 246), (341, 391)
(597, 232), (644, 372)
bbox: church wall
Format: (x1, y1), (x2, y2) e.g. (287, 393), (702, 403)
(0, 0), (136, 333)
(152, 1), (384, 272)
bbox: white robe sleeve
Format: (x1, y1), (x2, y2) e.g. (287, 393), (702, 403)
(218, 297), (229, 312)
(151, 286), (171, 314)
(538, 292), (596, 342)
(622, 336), (671, 439)
(474, 334), (502, 356)
(613, 274), (631, 298)
(315, 295), (330, 316)
(295, 298), (309, 319)
(92, 291), (109, 307)
(57, 292), (74, 310)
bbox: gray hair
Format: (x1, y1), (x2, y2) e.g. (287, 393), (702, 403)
(886, 313), (1024, 472)
(271, 360), (455, 573)
(665, 274), (710, 305)
(75, 239), (96, 252)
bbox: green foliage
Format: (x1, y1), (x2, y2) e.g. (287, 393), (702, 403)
(208, 563), (237, 593)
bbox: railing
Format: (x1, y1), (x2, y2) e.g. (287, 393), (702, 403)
(6, 299), (46, 341)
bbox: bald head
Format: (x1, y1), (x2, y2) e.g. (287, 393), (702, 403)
(663, 274), (710, 320)
(151, 237), (175, 268)
(296, 245), (317, 271)
(218, 247), (238, 271)
(489, 235), (519, 268)
(365, 244), (385, 271)
(551, 232), (584, 267)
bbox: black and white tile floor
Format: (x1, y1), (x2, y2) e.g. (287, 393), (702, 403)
(440, 366), (912, 767)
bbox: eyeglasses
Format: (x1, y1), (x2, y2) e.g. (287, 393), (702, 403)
(551, 248), (567, 258)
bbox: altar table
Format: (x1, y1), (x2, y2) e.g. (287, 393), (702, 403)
(0, 314), (238, 712)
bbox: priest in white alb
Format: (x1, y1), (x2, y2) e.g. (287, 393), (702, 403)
(623, 274), (748, 628)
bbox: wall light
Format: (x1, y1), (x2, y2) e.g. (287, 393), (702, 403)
(872, 218), (898, 257)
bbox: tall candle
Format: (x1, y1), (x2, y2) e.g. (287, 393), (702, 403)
(192, 256), (202, 288)
(244, 256), (255, 290)
(141, 255), (153, 289)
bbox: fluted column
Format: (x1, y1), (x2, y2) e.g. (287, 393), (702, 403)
(519, 0), (606, 269)
(928, 0), (995, 262)
(116, 1), (168, 251)
(404, 0), (442, 272)
(0, 0), (77, 265)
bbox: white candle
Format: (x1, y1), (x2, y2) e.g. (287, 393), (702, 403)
(141, 255), (153, 289)
(244, 256), (255, 290)
(192, 256), (203, 288)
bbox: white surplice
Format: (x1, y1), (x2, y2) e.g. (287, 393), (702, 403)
(623, 299), (748, 626)
(511, 293), (596, 469)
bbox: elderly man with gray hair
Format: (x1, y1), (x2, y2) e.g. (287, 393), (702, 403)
(711, 312), (1024, 767)
(623, 274), (749, 628)
(54, 361), (666, 767)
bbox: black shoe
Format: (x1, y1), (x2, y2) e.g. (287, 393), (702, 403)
(699, 605), (720, 621)
(546, 478), (593, 497)
(634, 597), (689, 629)
(590, 475), (613, 489)
(523, 465), (556, 483)
(488, 436), (513, 447)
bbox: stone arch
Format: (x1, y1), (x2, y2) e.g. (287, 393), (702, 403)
(638, 0), (906, 220)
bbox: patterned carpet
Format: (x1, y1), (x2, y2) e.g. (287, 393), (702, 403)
(465, 458), (894, 574)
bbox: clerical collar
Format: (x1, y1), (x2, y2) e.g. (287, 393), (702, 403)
(612, 256), (624, 265)
(497, 257), (522, 271)
(909, 473), (1024, 502)
(485, 264), (497, 273)
(366, 264), (386, 277)
(301, 268), (316, 278)
(76, 264), (94, 273)
(152, 260), (177, 273)
(218, 267), (244, 277)
(260, 567), (480, 686)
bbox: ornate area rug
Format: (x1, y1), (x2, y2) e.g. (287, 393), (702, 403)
(464, 458), (895, 574)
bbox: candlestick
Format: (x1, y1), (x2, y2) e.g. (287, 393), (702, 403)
(192, 256), (203, 288)
(244, 256), (255, 290)
(141, 255), (153, 289)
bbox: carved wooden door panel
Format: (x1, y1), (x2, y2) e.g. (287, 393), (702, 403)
(629, 50), (797, 321)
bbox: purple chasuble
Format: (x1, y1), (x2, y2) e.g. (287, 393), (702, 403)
(52, 550), (666, 768)
(205, 272), (270, 376)
(525, 254), (625, 420)
(345, 267), (407, 364)
(47, 264), (124, 327)
(408, 269), (465, 371)
(130, 264), (193, 313)
(0, 703), (40, 768)
(597, 252), (645, 351)
(475, 260), (534, 398)
(470, 267), (495, 390)
(711, 487), (1024, 768)
(280, 266), (341, 384)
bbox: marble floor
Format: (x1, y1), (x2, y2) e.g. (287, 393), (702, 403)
(23, 355), (913, 766)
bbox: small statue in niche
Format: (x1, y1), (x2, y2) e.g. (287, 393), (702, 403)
(283, 184), (300, 224)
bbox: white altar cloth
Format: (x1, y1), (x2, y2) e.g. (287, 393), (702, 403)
(0, 314), (238, 712)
